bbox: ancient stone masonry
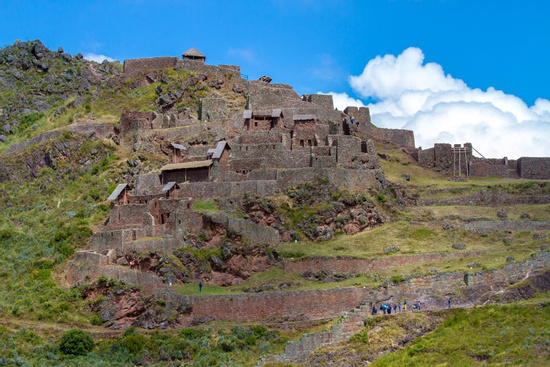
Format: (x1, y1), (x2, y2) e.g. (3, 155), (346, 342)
(416, 142), (550, 179)
(68, 48), (420, 291)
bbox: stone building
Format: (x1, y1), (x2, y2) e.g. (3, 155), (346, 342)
(70, 48), (422, 287)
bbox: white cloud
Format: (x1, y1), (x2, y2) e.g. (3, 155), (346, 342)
(83, 53), (117, 63)
(328, 47), (550, 159)
(323, 92), (365, 110)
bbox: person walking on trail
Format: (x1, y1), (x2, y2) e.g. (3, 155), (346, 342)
(350, 116), (355, 125)
(372, 305), (377, 315)
(130, 260), (135, 269)
(398, 302), (402, 313)
(356, 118), (359, 127)
(403, 300), (407, 311)
(417, 302), (421, 311)
(199, 281), (203, 293)
(448, 298), (451, 308)
(393, 304), (397, 314)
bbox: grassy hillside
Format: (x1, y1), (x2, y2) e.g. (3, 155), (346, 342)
(1, 40), (549, 366)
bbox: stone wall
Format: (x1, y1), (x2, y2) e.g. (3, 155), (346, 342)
(171, 287), (371, 324)
(109, 204), (148, 226)
(470, 160), (509, 177)
(120, 111), (155, 135)
(417, 147), (435, 167)
(327, 135), (362, 164)
(518, 157), (550, 179)
(417, 189), (550, 206)
(123, 57), (178, 76)
(204, 212), (280, 245)
(343, 107), (415, 148)
(367, 124), (415, 148)
(177, 60), (242, 80)
(463, 220), (550, 234)
(303, 94), (334, 109)
(283, 250), (502, 274)
(323, 168), (379, 191)
(91, 230), (124, 253)
(199, 98), (228, 122)
(178, 180), (280, 200)
(160, 251), (550, 326)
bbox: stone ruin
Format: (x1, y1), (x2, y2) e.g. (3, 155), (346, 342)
(415, 143), (550, 179)
(68, 47), (550, 289)
(68, 47), (417, 287)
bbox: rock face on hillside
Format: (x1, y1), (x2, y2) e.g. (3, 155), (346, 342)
(0, 40), (120, 134)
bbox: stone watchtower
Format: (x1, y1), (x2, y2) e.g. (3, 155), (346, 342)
(182, 47), (206, 64)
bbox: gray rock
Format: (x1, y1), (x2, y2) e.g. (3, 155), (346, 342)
(384, 246), (400, 253)
(58, 46), (64, 53)
(533, 233), (547, 240)
(452, 243), (467, 250)
(497, 209), (508, 219)
(32, 41), (46, 59)
(62, 53), (72, 62)
(541, 244), (549, 251)
(401, 173), (410, 181)
(21, 59), (31, 70)
(2, 124), (13, 134)
(506, 256), (515, 263)
(0, 134), (7, 143)
(232, 84), (244, 93)
(158, 93), (173, 105)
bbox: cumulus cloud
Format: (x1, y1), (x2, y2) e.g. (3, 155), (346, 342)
(328, 47), (550, 159)
(324, 91), (365, 110)
(83, 53), (117, 63)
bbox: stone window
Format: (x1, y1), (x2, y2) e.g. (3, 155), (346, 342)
(300, 140), (305, 147)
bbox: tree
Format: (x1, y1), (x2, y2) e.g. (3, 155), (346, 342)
(59, 328), (94, 356)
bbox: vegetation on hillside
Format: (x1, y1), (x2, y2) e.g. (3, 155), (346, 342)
(1, 40), (549, 365)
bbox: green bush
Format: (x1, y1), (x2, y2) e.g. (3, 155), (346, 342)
(19, 111), (44, 131)
(90, 313), (103, 326)
(377, 193), (387, 202)
(59, 329), (94, 356)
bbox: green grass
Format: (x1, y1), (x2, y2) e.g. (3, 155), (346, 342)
(373, 303), (550, 366)
(193, 199), (221, 212)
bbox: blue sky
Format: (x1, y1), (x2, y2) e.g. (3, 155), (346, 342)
(1, 0), (549, 157)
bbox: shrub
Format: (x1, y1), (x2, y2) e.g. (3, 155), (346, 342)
(59, 329), (94, 356)
(377, 193), (387, 202)
(90, 313), (103, 326)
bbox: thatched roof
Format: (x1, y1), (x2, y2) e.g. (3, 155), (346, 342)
(293, 114), (316, 121)
(182, 47), (205, 58)
(160, 160), (212, 171)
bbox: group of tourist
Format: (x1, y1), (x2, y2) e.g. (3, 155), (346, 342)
(371, 300), (422, 315)
(345, 115), (360, 127)
(371, 298), (453, 316)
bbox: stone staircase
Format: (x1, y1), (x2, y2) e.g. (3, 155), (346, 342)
(259, 299), (373, 365)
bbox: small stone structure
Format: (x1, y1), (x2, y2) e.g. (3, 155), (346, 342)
(416, 142), (550, 179)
